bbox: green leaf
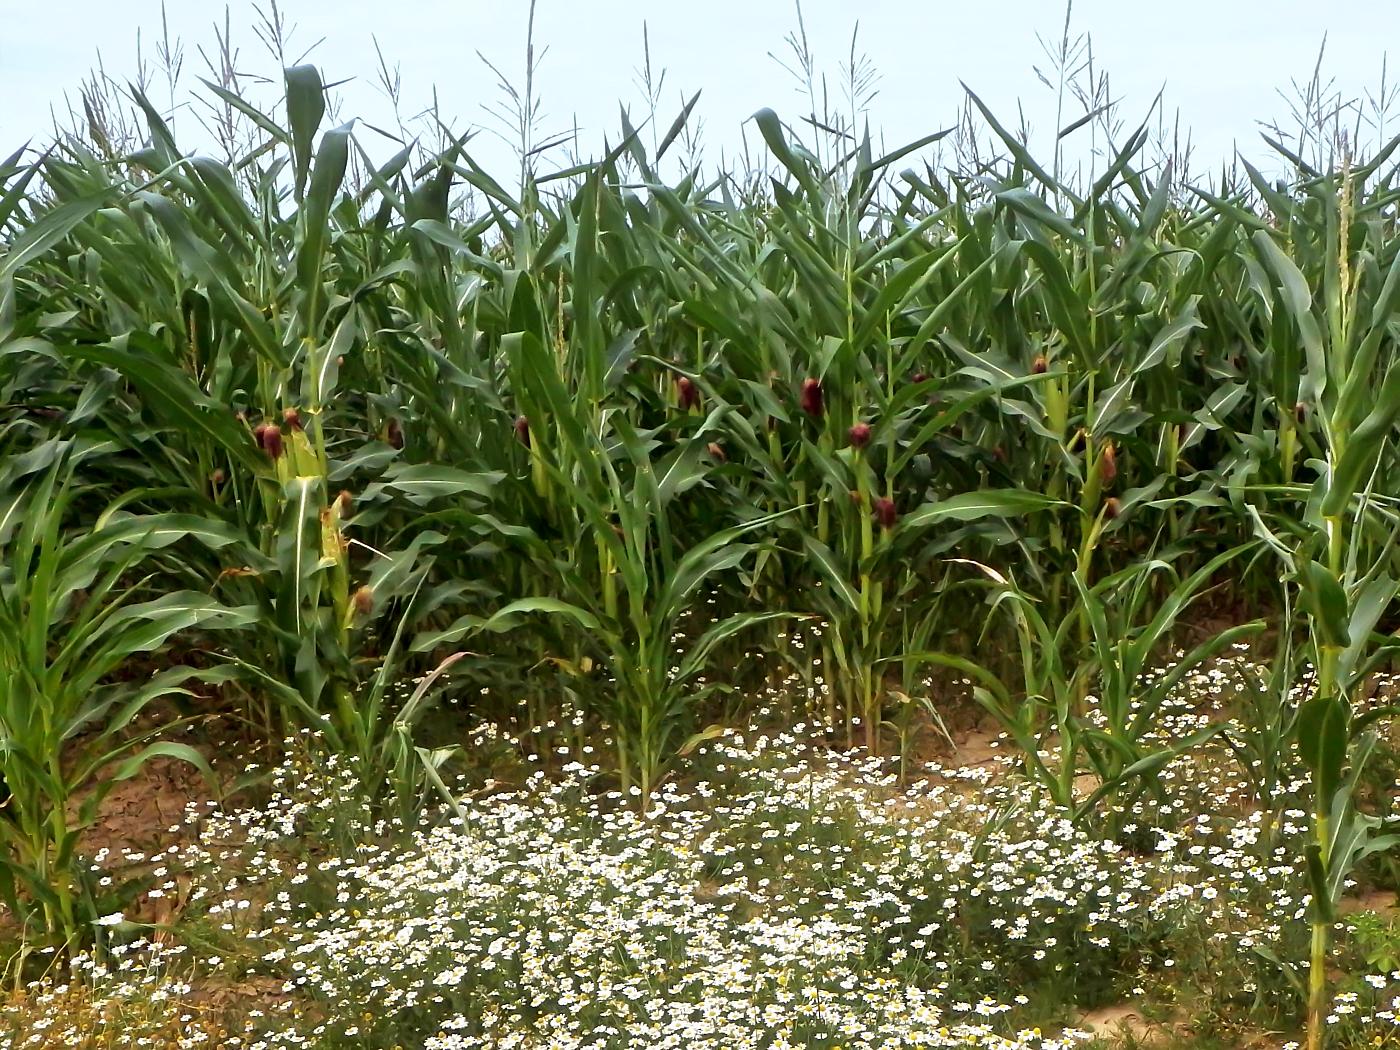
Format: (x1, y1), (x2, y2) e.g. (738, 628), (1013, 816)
(0, 191), (111, 283)
(901, 490), (1063, 528)
(801, 536), (860, 613)
(995, 186), (1082, 242)
(1296, 695), (1348, 805)
(677, 723), (728, 757)
(412, 597), (602, 652)
(1304, 842), (1333, 921)
(1323, 360), (1400, 518)
(1138, 297), (1204, 372)
(66, 342), (263, 470)
(109, 741), (212, 785)
(751, 108), (819, 200)
(1298, 561), (1351, 649)
(677, 611), (798, 683)
(285, 64), (327, 201)
(295, 121), (354, 332)
(363, 464), (505, 506)
(1251, 230), (1326, 400)
(1340, 574), (1399, 685)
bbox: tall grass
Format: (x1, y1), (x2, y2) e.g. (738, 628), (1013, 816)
(1, 12), (1398, 1044)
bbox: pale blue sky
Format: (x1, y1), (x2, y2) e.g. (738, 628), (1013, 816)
(2, 0), (1396, 180)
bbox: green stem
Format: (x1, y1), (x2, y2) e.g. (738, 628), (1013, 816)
(1306, 913), (1329, 1050)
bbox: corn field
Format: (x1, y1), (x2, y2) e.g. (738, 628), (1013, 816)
(1, 41), (1399, 1050)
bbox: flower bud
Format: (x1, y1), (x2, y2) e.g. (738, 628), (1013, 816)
(351, 585), (374, 616)
(257, 423), (283, 460)
(337, 490), (354, 517)
(873, 496), (898, 530)
(1104, 497), (1121, 520)
(283, 407), (302, 431)
(1099, 443), (1117, 485)
(911, 372), (928, 385)
(676, 376), (700, 411)
(1032, 355), (1048, 374)
(386, 418), (404, 451)
(706, 442), (727, 463)
(210, 468), (226, 486)
(848, 422), (872, 450)
(514, 415), (531, 448)
(1295, 401), (1307, 424)
(800, 378), (824, 419)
